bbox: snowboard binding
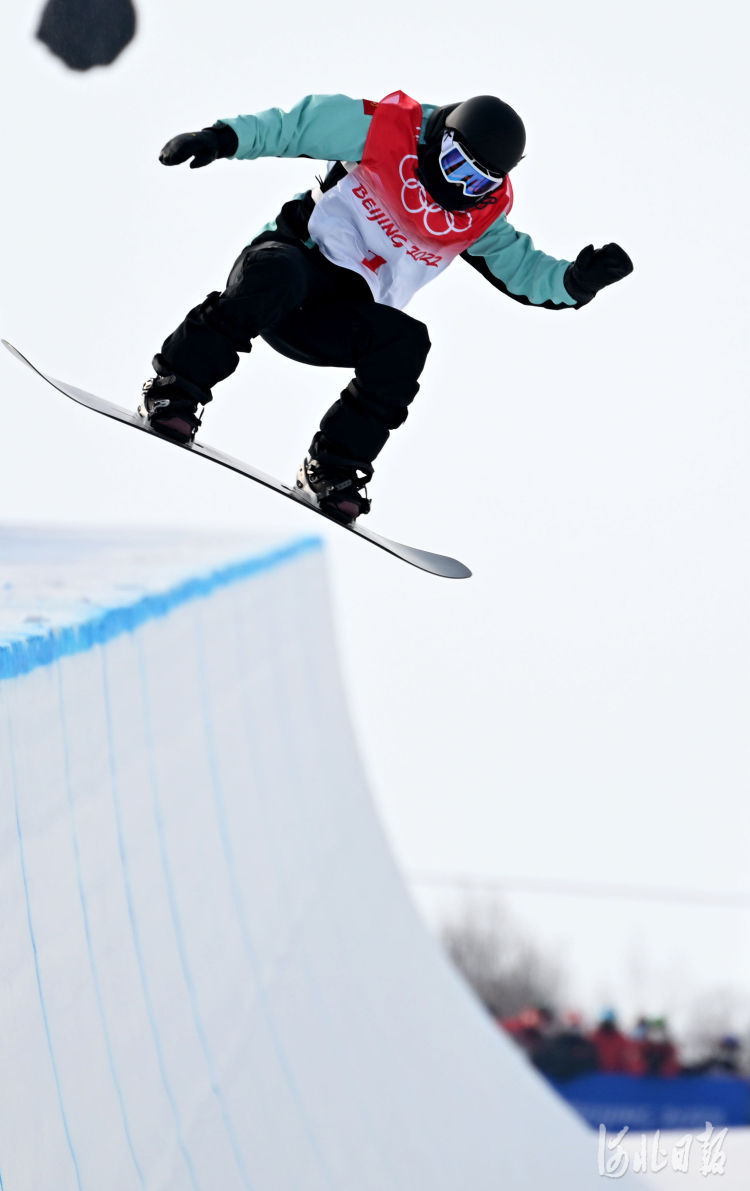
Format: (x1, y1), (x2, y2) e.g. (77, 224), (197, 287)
(139, 357), (212, 445)
(296, 435), (373, 524)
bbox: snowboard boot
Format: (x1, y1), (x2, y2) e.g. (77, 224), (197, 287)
(295, 435), (373, 524)
(139, 355), (212, 445)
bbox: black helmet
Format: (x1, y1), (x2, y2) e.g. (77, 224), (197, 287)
(418, 96), (526, 211)
(446, 96), (526, 176)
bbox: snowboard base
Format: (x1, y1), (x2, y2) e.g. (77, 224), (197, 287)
(2, 341), (471, 579)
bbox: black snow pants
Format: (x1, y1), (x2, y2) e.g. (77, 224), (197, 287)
(158, 237), (432, 468)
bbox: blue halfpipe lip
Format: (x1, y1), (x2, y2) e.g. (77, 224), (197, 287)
(0, 535), (321, 682)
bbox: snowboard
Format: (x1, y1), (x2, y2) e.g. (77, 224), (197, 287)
(2, 341), (471, 579)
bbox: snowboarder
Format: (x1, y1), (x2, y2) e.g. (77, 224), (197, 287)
(142, 91), (633, 522)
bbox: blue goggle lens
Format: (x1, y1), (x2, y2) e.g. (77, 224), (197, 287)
(438, 135), (503, 197)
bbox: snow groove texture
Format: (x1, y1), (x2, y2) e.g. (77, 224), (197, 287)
(0, 528), (622, 1190)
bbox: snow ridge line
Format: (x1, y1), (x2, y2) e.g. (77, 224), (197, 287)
(0, 535), (321, 682)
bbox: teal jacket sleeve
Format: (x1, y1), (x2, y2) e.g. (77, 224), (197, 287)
(219, 94), (438, 163)
(463, 216), (577, 309)
(219, 94), (376, 162)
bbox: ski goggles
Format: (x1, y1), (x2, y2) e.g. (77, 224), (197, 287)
(438, 132), (504, 197)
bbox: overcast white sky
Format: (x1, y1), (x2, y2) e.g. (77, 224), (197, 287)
(1, 0), (748, 1033)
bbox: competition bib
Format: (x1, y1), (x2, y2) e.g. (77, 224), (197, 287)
(308, 90), (512, 308)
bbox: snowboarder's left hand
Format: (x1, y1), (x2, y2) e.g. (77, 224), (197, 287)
(159, 124), (239, 169)
(564, 243), (633, 304)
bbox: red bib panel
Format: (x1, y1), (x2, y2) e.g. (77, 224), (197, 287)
(308, 91), (513, 308)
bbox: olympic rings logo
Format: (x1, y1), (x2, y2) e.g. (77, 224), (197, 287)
(399, 155), (473, 237)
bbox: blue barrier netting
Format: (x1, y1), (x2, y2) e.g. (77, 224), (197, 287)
(553, 1073), (750, 1131)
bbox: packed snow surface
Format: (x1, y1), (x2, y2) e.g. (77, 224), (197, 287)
(0, 526), (640, 1189)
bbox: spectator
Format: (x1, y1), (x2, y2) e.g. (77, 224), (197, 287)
(708, 1034), (742, 1074)
(501, 1002), (745, 1085)
(500, 1006), (551, 1061)
(626, 1017), (679, 1077)
(590, 1008), (630, 1073)
(533, 1011), (600, 1082)
(682, 1034), (743, 1077)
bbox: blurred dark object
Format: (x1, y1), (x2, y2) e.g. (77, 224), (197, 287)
(532, 1011), (600, 1082)
(683, 1034), (743, 1077)
(37, 0), (136, 70)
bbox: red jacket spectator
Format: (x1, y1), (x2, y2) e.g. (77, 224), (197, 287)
(500, 1007), (548, 1058)
(625, 1018), (680, 1077)
(590, 1012), (630, 1072)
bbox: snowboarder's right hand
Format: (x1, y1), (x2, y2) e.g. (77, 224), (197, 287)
(159, 124), (238, 169)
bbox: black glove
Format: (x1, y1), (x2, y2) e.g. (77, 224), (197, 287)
(159, 123), (239, 168)
(564, 243), (633, 304)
